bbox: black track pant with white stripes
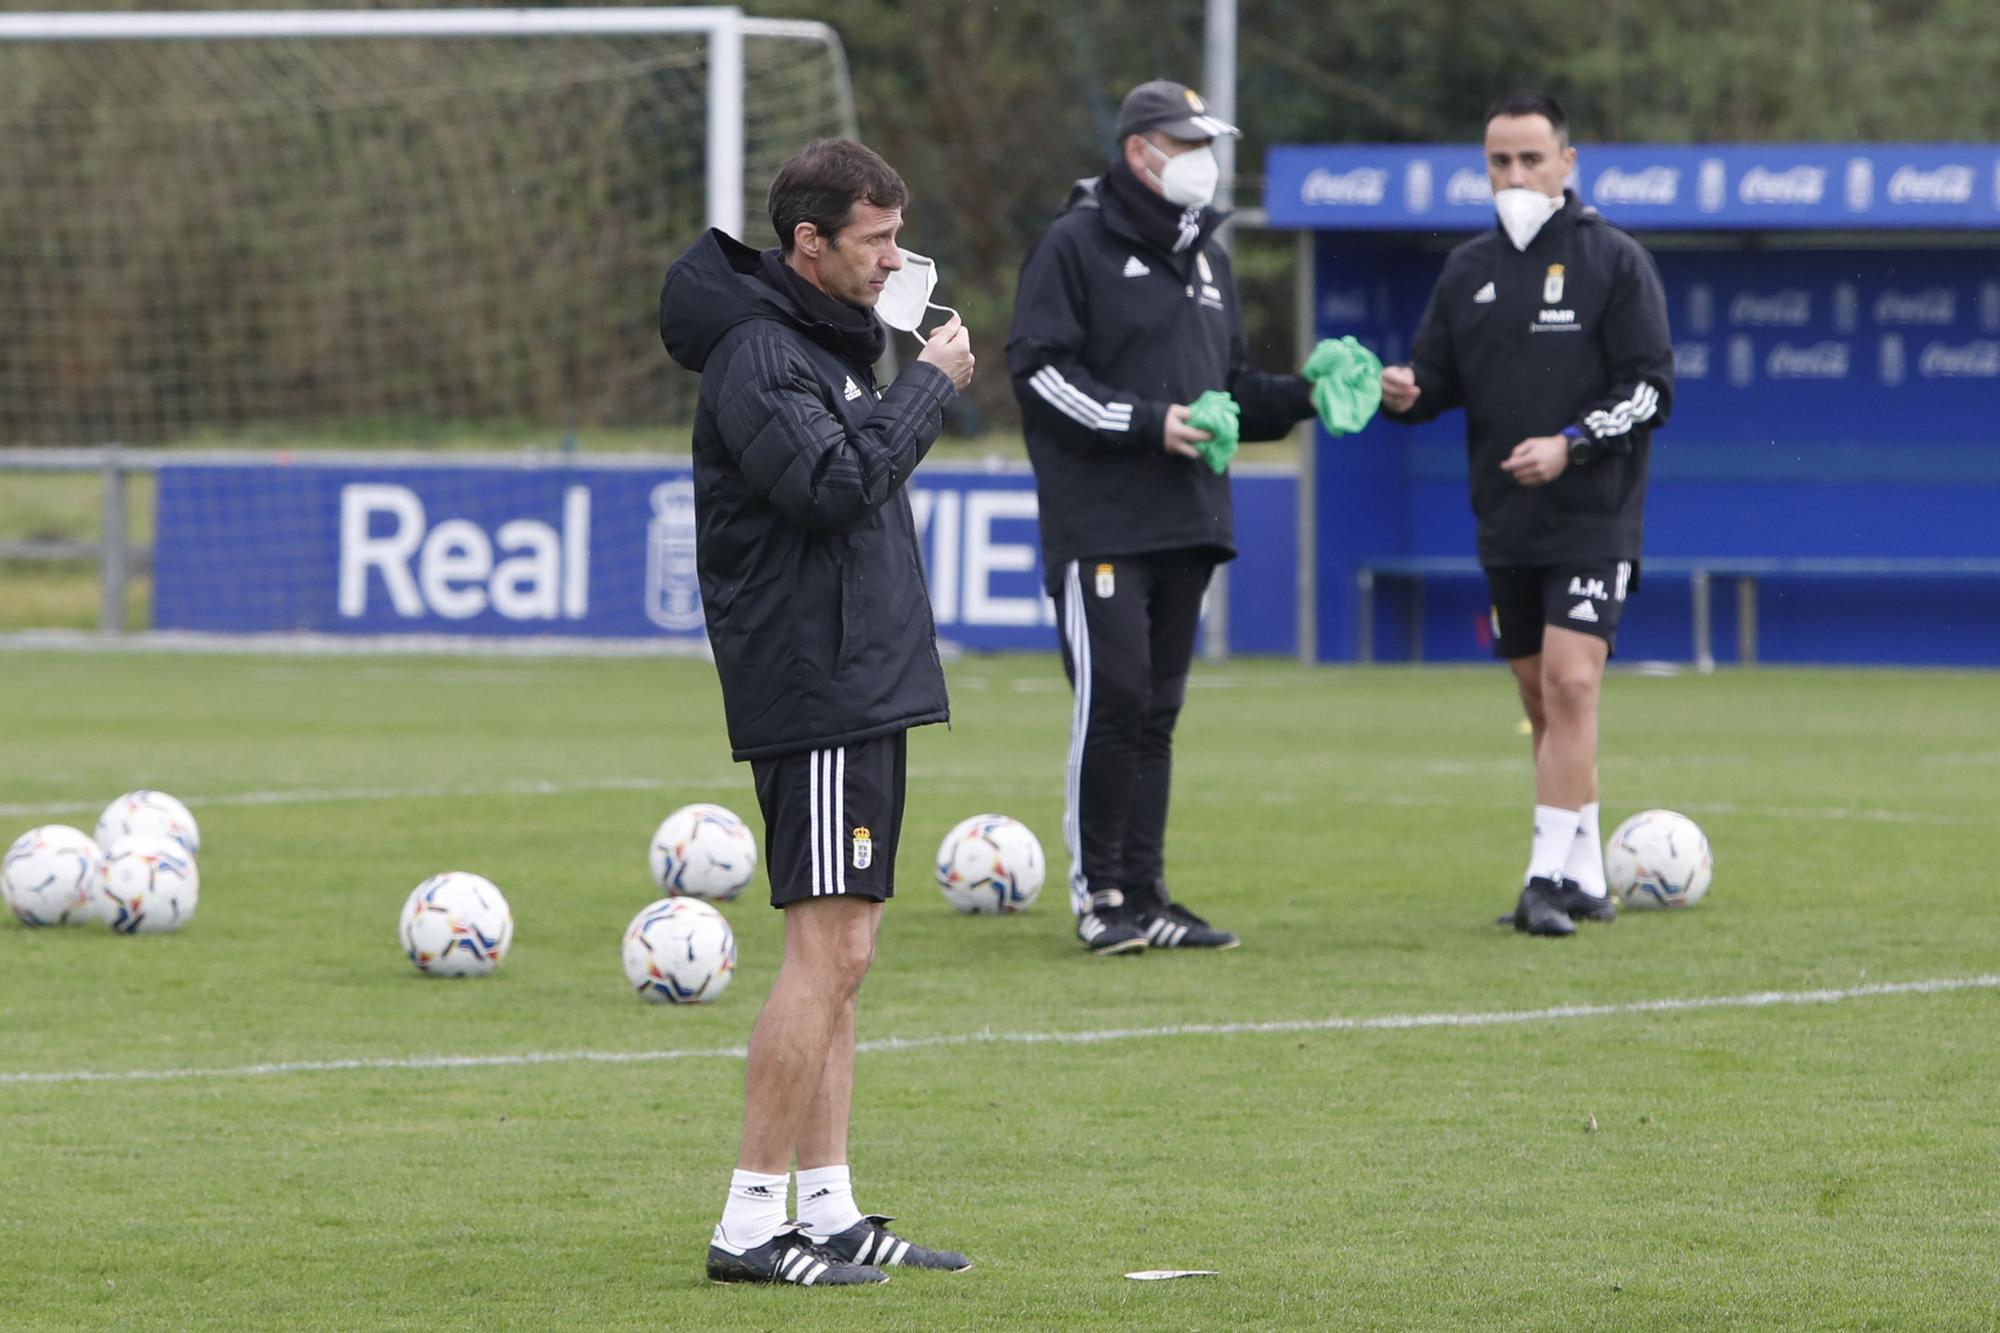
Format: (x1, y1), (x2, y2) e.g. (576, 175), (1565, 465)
(1053, 551), (1214, 917)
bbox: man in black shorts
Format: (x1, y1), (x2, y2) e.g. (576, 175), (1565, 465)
(1380, 91), (1673, 936)
(660, 139), (975, 1284)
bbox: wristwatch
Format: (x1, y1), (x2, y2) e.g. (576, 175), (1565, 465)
(1562, 425), (1596, 467)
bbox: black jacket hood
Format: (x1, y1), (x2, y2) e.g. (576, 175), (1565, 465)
(659, 228), (885, 374)
(659, 228), (787, 374)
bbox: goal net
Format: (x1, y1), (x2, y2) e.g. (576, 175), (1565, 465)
(0, 11), (854, 448)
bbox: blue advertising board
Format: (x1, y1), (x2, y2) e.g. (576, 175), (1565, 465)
(152, 461), (1300, 655)
(1267, 143), (2000, 231)
(1277, 141), (2000, 665)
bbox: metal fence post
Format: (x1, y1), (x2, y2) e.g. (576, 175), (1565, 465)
(1199, 0), (1235, 665)
(1203, 564), (1230, 661)
(1737, 575), (1758, 667)
(1689, 568), (1713, 672)
(99, 444), (127, 634)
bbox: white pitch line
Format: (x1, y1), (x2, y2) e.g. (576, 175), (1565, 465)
(3, 974), (1993, 1089)
(0, 776), (730, 820)
(0, 770), (1970, 829)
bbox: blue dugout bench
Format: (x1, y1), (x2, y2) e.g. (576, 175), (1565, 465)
(1356, 556), (2000, 668)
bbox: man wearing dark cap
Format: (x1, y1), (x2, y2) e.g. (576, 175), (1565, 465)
(1008, 80), (1318, 956)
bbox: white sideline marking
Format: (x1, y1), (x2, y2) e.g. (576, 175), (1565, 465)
(0, 628), (710, 660)
(0, 776), (731, 820)
(3, 974), (1993, 1089)
(1, 777), (1972, 829)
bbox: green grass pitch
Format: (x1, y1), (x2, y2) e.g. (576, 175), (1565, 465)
(2, 649), (1997, 1330)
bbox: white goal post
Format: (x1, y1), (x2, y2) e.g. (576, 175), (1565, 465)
(0, 7), (864, 646)
(0, 7), (856, 243)
(0, 8), (856, 448)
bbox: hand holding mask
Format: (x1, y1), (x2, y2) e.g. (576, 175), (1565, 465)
(876, 250), (962, 345)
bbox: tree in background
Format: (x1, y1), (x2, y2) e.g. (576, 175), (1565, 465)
(758, 0), (2000, 430)
(6, 0), (1997, 440)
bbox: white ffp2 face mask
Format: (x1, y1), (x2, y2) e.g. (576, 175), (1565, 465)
(1145, 141), (1220, 209)
(875, 250), (960, 345)
(1493, 187), (1563, 251)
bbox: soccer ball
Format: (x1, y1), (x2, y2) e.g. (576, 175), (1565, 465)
(622, 896), (736, 1003)
(100, 834), (201, 933)
(648, 803), (758, 901)
(1606, 809), (1714, 909)
(96, 789), (201, 859)
(399, 872), (514, 976)
(935, 814), (1045, 914)
(3, 825), (105, 926)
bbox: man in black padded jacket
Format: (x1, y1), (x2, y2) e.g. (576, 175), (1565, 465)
(1380, 91), (1674, 938)
(661, 138), (975, 1287)
(1008, 79), (1318, 957)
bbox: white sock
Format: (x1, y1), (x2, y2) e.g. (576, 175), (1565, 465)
(795, 1163), (864, 1236)
(1525, 804), (1583, 885)
(713, 1168), (789, 1253)
(1563, 802), (1607, 897)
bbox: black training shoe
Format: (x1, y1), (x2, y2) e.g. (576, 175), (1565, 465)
(813, 1215), (972, 1272)
(707, 1223), (889, 1286)
(1513, 876), (1576, 937)
(1077, 910), (1148, 956)
(1139, 902), (1240, 950)
(1561, 878), (1618, 923)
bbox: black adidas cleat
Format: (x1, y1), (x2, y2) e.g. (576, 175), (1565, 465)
(1560, 878), (1618, 923)
(1513, 875), (1576, 937)
(813, 1215), (972, 1272)
(1139, 902), (1240, 950)
(707, 1223), (889, 1286)
(1077, 910), (1148, 956)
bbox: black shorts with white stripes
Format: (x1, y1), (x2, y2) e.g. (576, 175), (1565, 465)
(750, 731), (907, 908)
(1485, 560), (1639, 658)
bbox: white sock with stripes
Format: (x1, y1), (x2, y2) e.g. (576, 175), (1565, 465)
(1563, 802), (1608, 897)
(1525, 804), (1582, 885)
(713, 1168), (789, 1253)
(795, 1164), (863, 1236)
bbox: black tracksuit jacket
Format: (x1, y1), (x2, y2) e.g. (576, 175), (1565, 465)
(1385, 191), (1674, 566)
(1007, 167), (1314, 589)
(659, 229), (954, 761)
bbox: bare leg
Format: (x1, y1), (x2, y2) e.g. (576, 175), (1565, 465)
(735, 897), (879, 1176)
(1508, 651), (1548, 762)
(1533, 627), (1607, 810)
(796, 903), (881, 1171)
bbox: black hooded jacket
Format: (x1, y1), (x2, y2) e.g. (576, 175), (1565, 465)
(1006, 161), (1314, 587)
(659, 228), (955, 761)
(1383, 190), (1674, 566)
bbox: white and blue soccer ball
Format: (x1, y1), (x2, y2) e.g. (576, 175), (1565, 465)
(648, 803), (758, 902)
(935, 814), (1045, 914)
(622, 896), (735, 1003)
(3, 825), (105, 926)
(96, 790), (201, 859)
(1606, 809), (1714, 909)
(100, 834), (200, 933)
(399, 872), (513, 976)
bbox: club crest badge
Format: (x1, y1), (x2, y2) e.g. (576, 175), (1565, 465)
(851, 827), (872, 870)
(1095, 563), (1115, 598)
(1544, 264), (1565, 304)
